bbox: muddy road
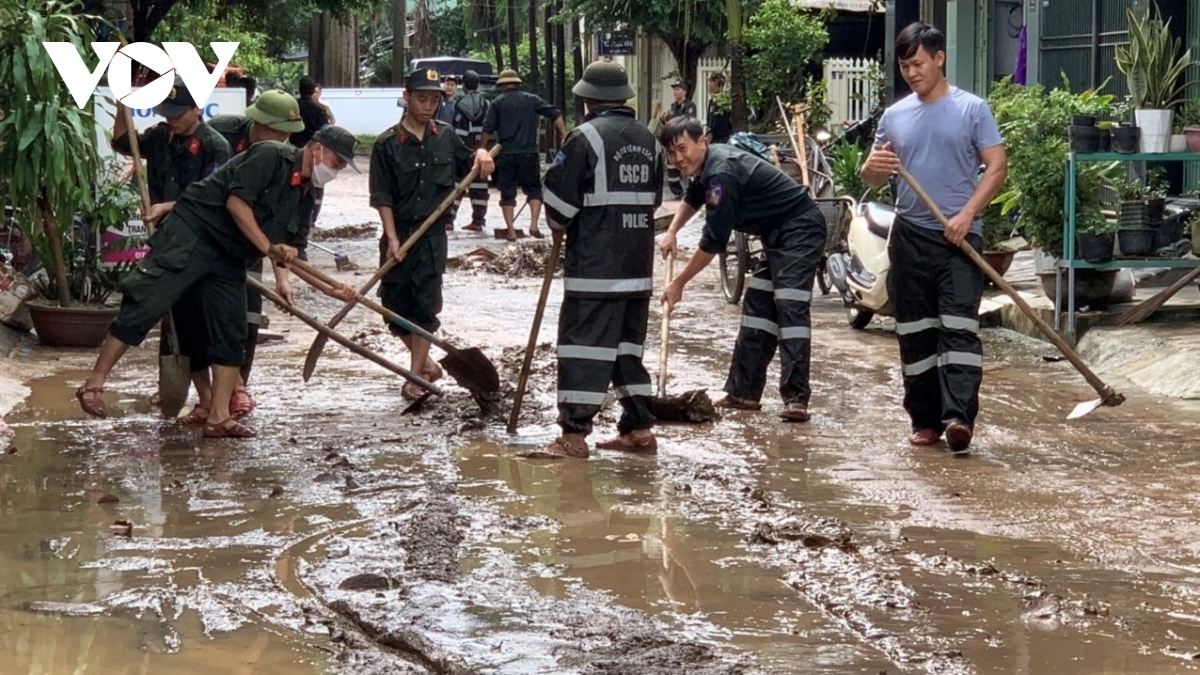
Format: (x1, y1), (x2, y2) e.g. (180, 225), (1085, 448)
(4, 171), (1200, 674)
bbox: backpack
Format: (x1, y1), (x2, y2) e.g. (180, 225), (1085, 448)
(728, 132), (773, 163)
(456, 93), (489, 125)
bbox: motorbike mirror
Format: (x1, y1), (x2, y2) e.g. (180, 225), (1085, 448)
(815, 129), (832, 144)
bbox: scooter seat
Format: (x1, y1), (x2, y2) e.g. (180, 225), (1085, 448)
(863, 202), (896, 240)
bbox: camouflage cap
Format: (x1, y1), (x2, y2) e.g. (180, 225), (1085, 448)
(406, 68), (444, 92)
(245, 90), (305, 133)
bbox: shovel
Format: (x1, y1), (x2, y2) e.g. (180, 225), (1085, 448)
(285, 257), (499, 402)
(650, 252), (718, 424)
(120, 103), (190, 417)
(303, 144), (502, 381)
(895, 166), (1124, 419)
(308, 241), (357, 271)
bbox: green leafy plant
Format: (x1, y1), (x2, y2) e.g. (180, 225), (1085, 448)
(1173, 99), (1200, 133)
(981, 202), (1016, 251)
(744, 0), (829, 112)
(1109, 167), (1168, 202)
(1114, 3), (1196, 110)
(827, 141), (891, 204)
(0, 0), (105, 307)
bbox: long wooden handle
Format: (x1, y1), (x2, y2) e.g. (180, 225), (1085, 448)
(301, 144), (502, 381)
(249, 275), (442, 395)
(657, 253), (675, 398)
(287, 258), (451, 352)
(793, 110), (810, 188)
(896, 166), (1123, 406)
(507, 236), (562, 434)
(1115, 265), (1200, 325)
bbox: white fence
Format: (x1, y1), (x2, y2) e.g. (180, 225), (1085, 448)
(823, 57), (879, 130)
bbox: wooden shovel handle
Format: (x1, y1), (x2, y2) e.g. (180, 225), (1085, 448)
(657, 252), (675, 398)
(895, 166), (1123, 407)
(507, 236), (562, 434)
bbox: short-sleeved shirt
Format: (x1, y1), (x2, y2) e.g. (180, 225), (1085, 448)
(112, 121), (230, 204)
(874, 87), (1003, 235)
(170, 140), (315, 261)
(707, 99), (732, 143)
(683, 144), (812, 255)
(291, 97), (331, 147)
(369, 118), (475, 230)
(483, 89), (562, 156)
(208, 114), (254, 155)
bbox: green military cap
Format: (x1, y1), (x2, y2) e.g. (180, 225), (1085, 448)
(497, 69), (522, 86)
(572, 61), (634, 102)
(245, 90), (305, 133)
(406, 68), (444, 92)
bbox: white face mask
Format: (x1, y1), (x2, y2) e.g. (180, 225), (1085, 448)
(311, 148), (340, 188)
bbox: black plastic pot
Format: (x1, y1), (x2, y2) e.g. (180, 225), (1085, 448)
(1112, 126), (1141, 153)
(1119, 198), (1165, 229)
(1075, 232), (1114, 263)
(1072, 114), (1097, 127)
(1069, 125), (1100, 153)
(1118, 228), (1157, 257)
(1097, 127), (1112, 152)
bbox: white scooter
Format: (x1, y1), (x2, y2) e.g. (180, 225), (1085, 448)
(825, 199), (896, 329)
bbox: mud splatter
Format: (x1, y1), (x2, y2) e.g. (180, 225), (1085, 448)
(313, 223), (378, 241)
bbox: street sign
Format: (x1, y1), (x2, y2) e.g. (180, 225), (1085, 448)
(793, 0), (883, 12)
(597, 30), (636, 56)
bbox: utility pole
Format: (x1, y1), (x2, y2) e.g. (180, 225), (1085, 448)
(391, 0), (406, 84)
(727, 0), (747, 131)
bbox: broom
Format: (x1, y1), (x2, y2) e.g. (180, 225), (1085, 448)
(1114, 266), (1200, 326)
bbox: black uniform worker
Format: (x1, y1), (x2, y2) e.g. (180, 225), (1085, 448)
(706, 73), (733, 144)
(370, 68), (495, 402)
(658, 80), (697, 198)
(539, 61), (664, 460)
(75, 95), (357, 438)
(660, 117), (825, 422)
(111, 76), (230, 422)
(479, 69), (568, 241)
(437, 75), (459, 126)
(451, 70), (492, 231)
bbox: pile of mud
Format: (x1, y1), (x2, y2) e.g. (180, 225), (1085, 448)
(450, 241), (562, 278)
(312, 223), (378, 241)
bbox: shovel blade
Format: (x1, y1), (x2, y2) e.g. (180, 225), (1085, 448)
(158, 355), (191, 418)
(440, 348), (500, 395)
(1067, 398), (1103, 420)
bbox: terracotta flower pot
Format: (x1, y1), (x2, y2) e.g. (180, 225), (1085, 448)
(28, 300), (118, 348)
(981, 251), (1015, 278)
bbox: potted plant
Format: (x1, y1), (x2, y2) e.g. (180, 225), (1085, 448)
(1114, 3), (1196, 153)
(0, 0), (121, 347)
(980, 201), (1017, 277)
(1113, 169), (1167, 230)
(1176, 100), (1200, 151)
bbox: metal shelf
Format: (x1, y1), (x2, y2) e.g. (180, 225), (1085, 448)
(1072, 152), (1200, 162)
(1058, 258), (1200, 270)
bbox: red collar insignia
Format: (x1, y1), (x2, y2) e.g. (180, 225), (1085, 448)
(188, 137), (201, 156)
(236, 139), (247, 153)
(290, 172), (303, 187)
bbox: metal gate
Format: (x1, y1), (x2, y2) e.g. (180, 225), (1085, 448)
(1038, 0), (1150, 93)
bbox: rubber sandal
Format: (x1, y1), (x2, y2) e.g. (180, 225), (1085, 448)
(779, 402), (811, 422)
(595, 432), (657, 454)
(401, 381), (426, 401)
(75, 386), (107, 419)
(230, 388), (256, 420)
(423, 361), (444, 384)
(945, 422), (973, 453)
(909, 429), (941, 446)
(528, 229), (545, 239)
(203, 417), (257, 439)
(714, 395), (762, 411)
(523, 436), (589, 459)
(180, 403), (211, 426)
(464, 222), (484, 232)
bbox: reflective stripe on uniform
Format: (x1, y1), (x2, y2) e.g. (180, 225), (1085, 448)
(563, 277), (653, 294)
(246, 311), (262, 325)
(543, 188), (580, 219)
(895, 317), (941, 336)
(741, 315), (780, 336)
(558, 390), (608, 405)
(469, 125), (484, 133)
(747, 277), (773, 292)
(558, 345), (617, 361)
(940, 315), (980, 333)
(617, 342), (644, 357)
(780, 326), (811, 340)
(774, 288), (812, 303)
(469, 182), (488, 190)
(578, 124), (609, 191)
(470, 199), (489, 206)
(582, 191), (658, 207)
(902, 354), (938, 377)
(940, 351), (983, 368)
(615, 384), (654, 398)
(456, 128), (469, 137)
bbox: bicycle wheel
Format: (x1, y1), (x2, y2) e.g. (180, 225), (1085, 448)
(719, 232), (748, 304)
(817, 254), (832, 295)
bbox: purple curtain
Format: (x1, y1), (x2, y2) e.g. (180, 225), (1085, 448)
(1014, 25), (1028, 85)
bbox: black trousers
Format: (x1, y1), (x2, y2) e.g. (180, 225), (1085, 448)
(556, 295), (654, 436)
(242, 258), (264, 384)
(726, 205), (825, 404)
(888, 218), (985, 432)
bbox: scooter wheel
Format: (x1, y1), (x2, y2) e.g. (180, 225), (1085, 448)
(846, 307), (874, 330)
(817, 255), (833, 295)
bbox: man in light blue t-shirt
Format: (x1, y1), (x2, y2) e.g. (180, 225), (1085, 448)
(861, 21), (1007, 453)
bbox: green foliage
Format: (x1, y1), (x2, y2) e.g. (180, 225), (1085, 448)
(156, 3), (274, 76)
(980, 202), (1012, 251)
(801, 76), (831, 131)
(744, 0), (828, 111)
(827, 141), (890, 204)
(988, 77), (1121, 258)
(1109, 167), (1168, 201)
(0, 0), (106, 304)
(1173, 99), (1200, 133)
(1114, 2), (1196, 110)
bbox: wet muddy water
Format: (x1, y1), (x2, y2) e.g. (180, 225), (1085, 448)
(4, 175), (1200, 673)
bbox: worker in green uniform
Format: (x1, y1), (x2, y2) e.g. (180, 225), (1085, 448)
(75, 92), (357, 438)
(112, 76), (230, 424)
(370, 68), (496, 401)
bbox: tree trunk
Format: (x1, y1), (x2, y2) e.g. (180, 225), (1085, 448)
(308, 13), (327, 85)
(528, 0), (539, 96)
(543, 3), (554, 104)
(316, 12), (359, 87)
(506, 0), (519, 69)
(727, 0), (748, 132)
(571, 22), (585, 126)
(663, 36), (709, 101)
(391, 0), (406, 84)
(36, 194), (71, 308)
(555, 2), (566, 128)
(488, 0), (504, 71)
